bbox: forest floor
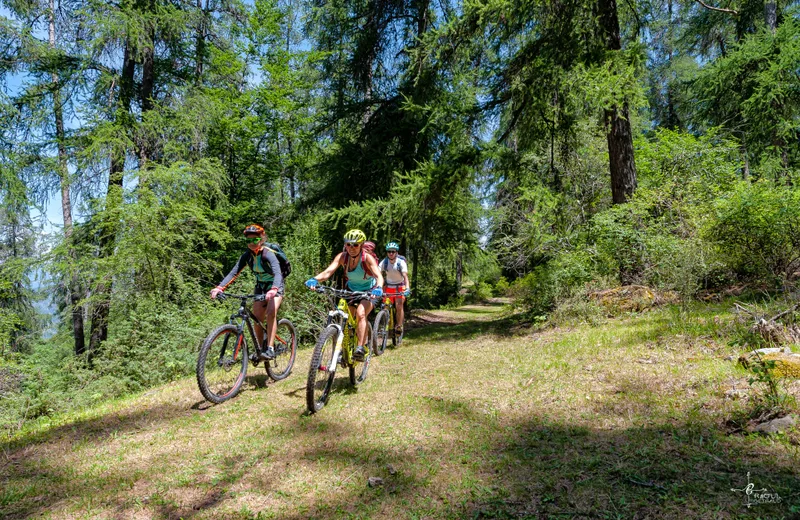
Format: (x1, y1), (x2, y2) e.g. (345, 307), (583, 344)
(2, 300), (800, 519)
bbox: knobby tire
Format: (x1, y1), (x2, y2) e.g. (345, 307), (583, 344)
(372, 310), (389, 356)
(197, 324), (248, 404)
(266, 318), (297, 381)
(306, 325), (338, 413)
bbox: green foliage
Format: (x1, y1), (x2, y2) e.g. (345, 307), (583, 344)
(493, 276), (510, 297)
(465, 281), (493, 304)
(591, 129), (742, 294)
(707, 181), (800, 286)
(693, 17), (800, 175)
(508, 248), (597, 315)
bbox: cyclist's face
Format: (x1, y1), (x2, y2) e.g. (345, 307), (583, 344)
(245, 234), (263, 250)
(345, 242), (361, 253)
(387, 250), (397, 256)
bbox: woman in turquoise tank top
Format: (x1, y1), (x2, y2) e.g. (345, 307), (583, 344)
(305, 229), (384, 362)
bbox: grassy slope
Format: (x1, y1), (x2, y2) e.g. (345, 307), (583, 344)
(1, 301), (799, 519)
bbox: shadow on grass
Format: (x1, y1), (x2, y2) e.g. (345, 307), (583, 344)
(3, 390), (799, 519)
(406, 314), (532, 343)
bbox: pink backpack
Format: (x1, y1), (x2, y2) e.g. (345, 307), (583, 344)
(341, 241), (379, 279)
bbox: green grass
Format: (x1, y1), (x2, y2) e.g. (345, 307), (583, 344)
(1, 300), (799, 519)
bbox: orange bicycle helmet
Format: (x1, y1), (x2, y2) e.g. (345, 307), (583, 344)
(243, 224), (265, 235)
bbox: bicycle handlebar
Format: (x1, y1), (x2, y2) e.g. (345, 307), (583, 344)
(312, 285), (376, 300)
(216, 293), (266, 302)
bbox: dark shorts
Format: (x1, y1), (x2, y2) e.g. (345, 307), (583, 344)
(345, 293), (373, 308)
(254, 282), (284, 296)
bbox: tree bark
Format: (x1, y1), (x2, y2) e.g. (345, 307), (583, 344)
(765, 0), (777, 33)
(195, 0), (206, 84)
(597, 0), (637, 204)
(49, 0), (85, 355)
(89, 40), (135, 352)
(605, 104), (638, 203)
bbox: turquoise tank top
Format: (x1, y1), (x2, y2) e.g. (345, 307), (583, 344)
(345, 255), (376, 292)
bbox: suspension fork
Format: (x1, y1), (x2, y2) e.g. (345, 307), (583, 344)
(327, 324), (345, 376)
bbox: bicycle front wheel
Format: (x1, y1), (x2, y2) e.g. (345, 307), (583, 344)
(266, 318), (297, 381)
(372, 309), (389, 356)
(197, 324), (248, 404)
(306, 325), (338, 413)
(349, 323), (372, 386)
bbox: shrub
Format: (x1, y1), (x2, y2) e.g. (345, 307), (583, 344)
(707, 181), (800, 288)
(509, 248), (597, 315)
(493, 276), (510, 296)
(466, 281), (493, 303)
(591, 177), (721, 296)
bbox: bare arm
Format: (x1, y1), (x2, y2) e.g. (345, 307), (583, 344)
(365, 254), (384, 288)
(313, 253), (345, 283)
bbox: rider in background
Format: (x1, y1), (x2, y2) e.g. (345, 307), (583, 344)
(210, 224), (284, 360)
(380, 241), (410, 341)
(305, 229), (384, 361)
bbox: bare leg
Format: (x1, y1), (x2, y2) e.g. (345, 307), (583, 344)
(265, 295), (283, 347)
(253, 300), (267, 348)
(396, 297), (405, 330)
(353, 299), (374, 346)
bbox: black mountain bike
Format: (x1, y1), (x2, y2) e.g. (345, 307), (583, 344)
(197, 293), (297, 404)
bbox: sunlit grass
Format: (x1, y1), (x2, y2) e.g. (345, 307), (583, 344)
(1, 300), (798, 519)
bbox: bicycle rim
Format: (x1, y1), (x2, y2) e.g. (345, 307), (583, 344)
(266, 319), (297, 381)
(197, 325), (248, 404)
(306, 326), (338, 413)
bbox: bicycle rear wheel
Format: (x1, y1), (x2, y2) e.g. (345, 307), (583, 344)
(349, 323), (372, 386)
(197, 324), (248, 404)
(306, 325), (338, 413)
(372, 310), (389, 356)
(266, 318), (297, 381)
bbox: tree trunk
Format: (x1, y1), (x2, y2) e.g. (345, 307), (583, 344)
(50, 0), (85, 355)
(195, 0), (206, 84)
(598, 0), (637, 204)
(89, 40), (135, 352)
(139, 27), (155, 168)
(605, 104), (638, 203)
(765, 0), (777, 33)
(455, 251), (463, 290)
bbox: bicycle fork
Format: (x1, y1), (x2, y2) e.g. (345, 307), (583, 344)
(320, 325), (345, 375)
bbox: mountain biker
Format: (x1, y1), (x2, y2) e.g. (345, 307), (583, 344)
(380, 241), (410, 340)
(305, 229), (384, 362)
(210, 224), (284, 360)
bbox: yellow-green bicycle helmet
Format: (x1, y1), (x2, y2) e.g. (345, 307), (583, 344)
(344, 229), (366, 244)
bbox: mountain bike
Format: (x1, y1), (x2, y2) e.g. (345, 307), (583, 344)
(306, 286), (375, 414)
(372, 290), (409, 355)
(197, 293), (297, 404)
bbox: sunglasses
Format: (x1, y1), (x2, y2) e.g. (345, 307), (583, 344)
(387, 250), (398, 254)
(245, 236), (262, 244)
(344, 242), (361, 248)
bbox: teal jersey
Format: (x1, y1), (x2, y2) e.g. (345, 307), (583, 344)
(345, 256), (376, 292)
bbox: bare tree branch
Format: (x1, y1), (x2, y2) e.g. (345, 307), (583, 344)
(694, 0), (738, 15)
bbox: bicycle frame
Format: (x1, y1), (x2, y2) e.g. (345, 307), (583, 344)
(220, 293), (290, 362)
(322, 297), (358, 376)
(316, 287), (374, 370)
